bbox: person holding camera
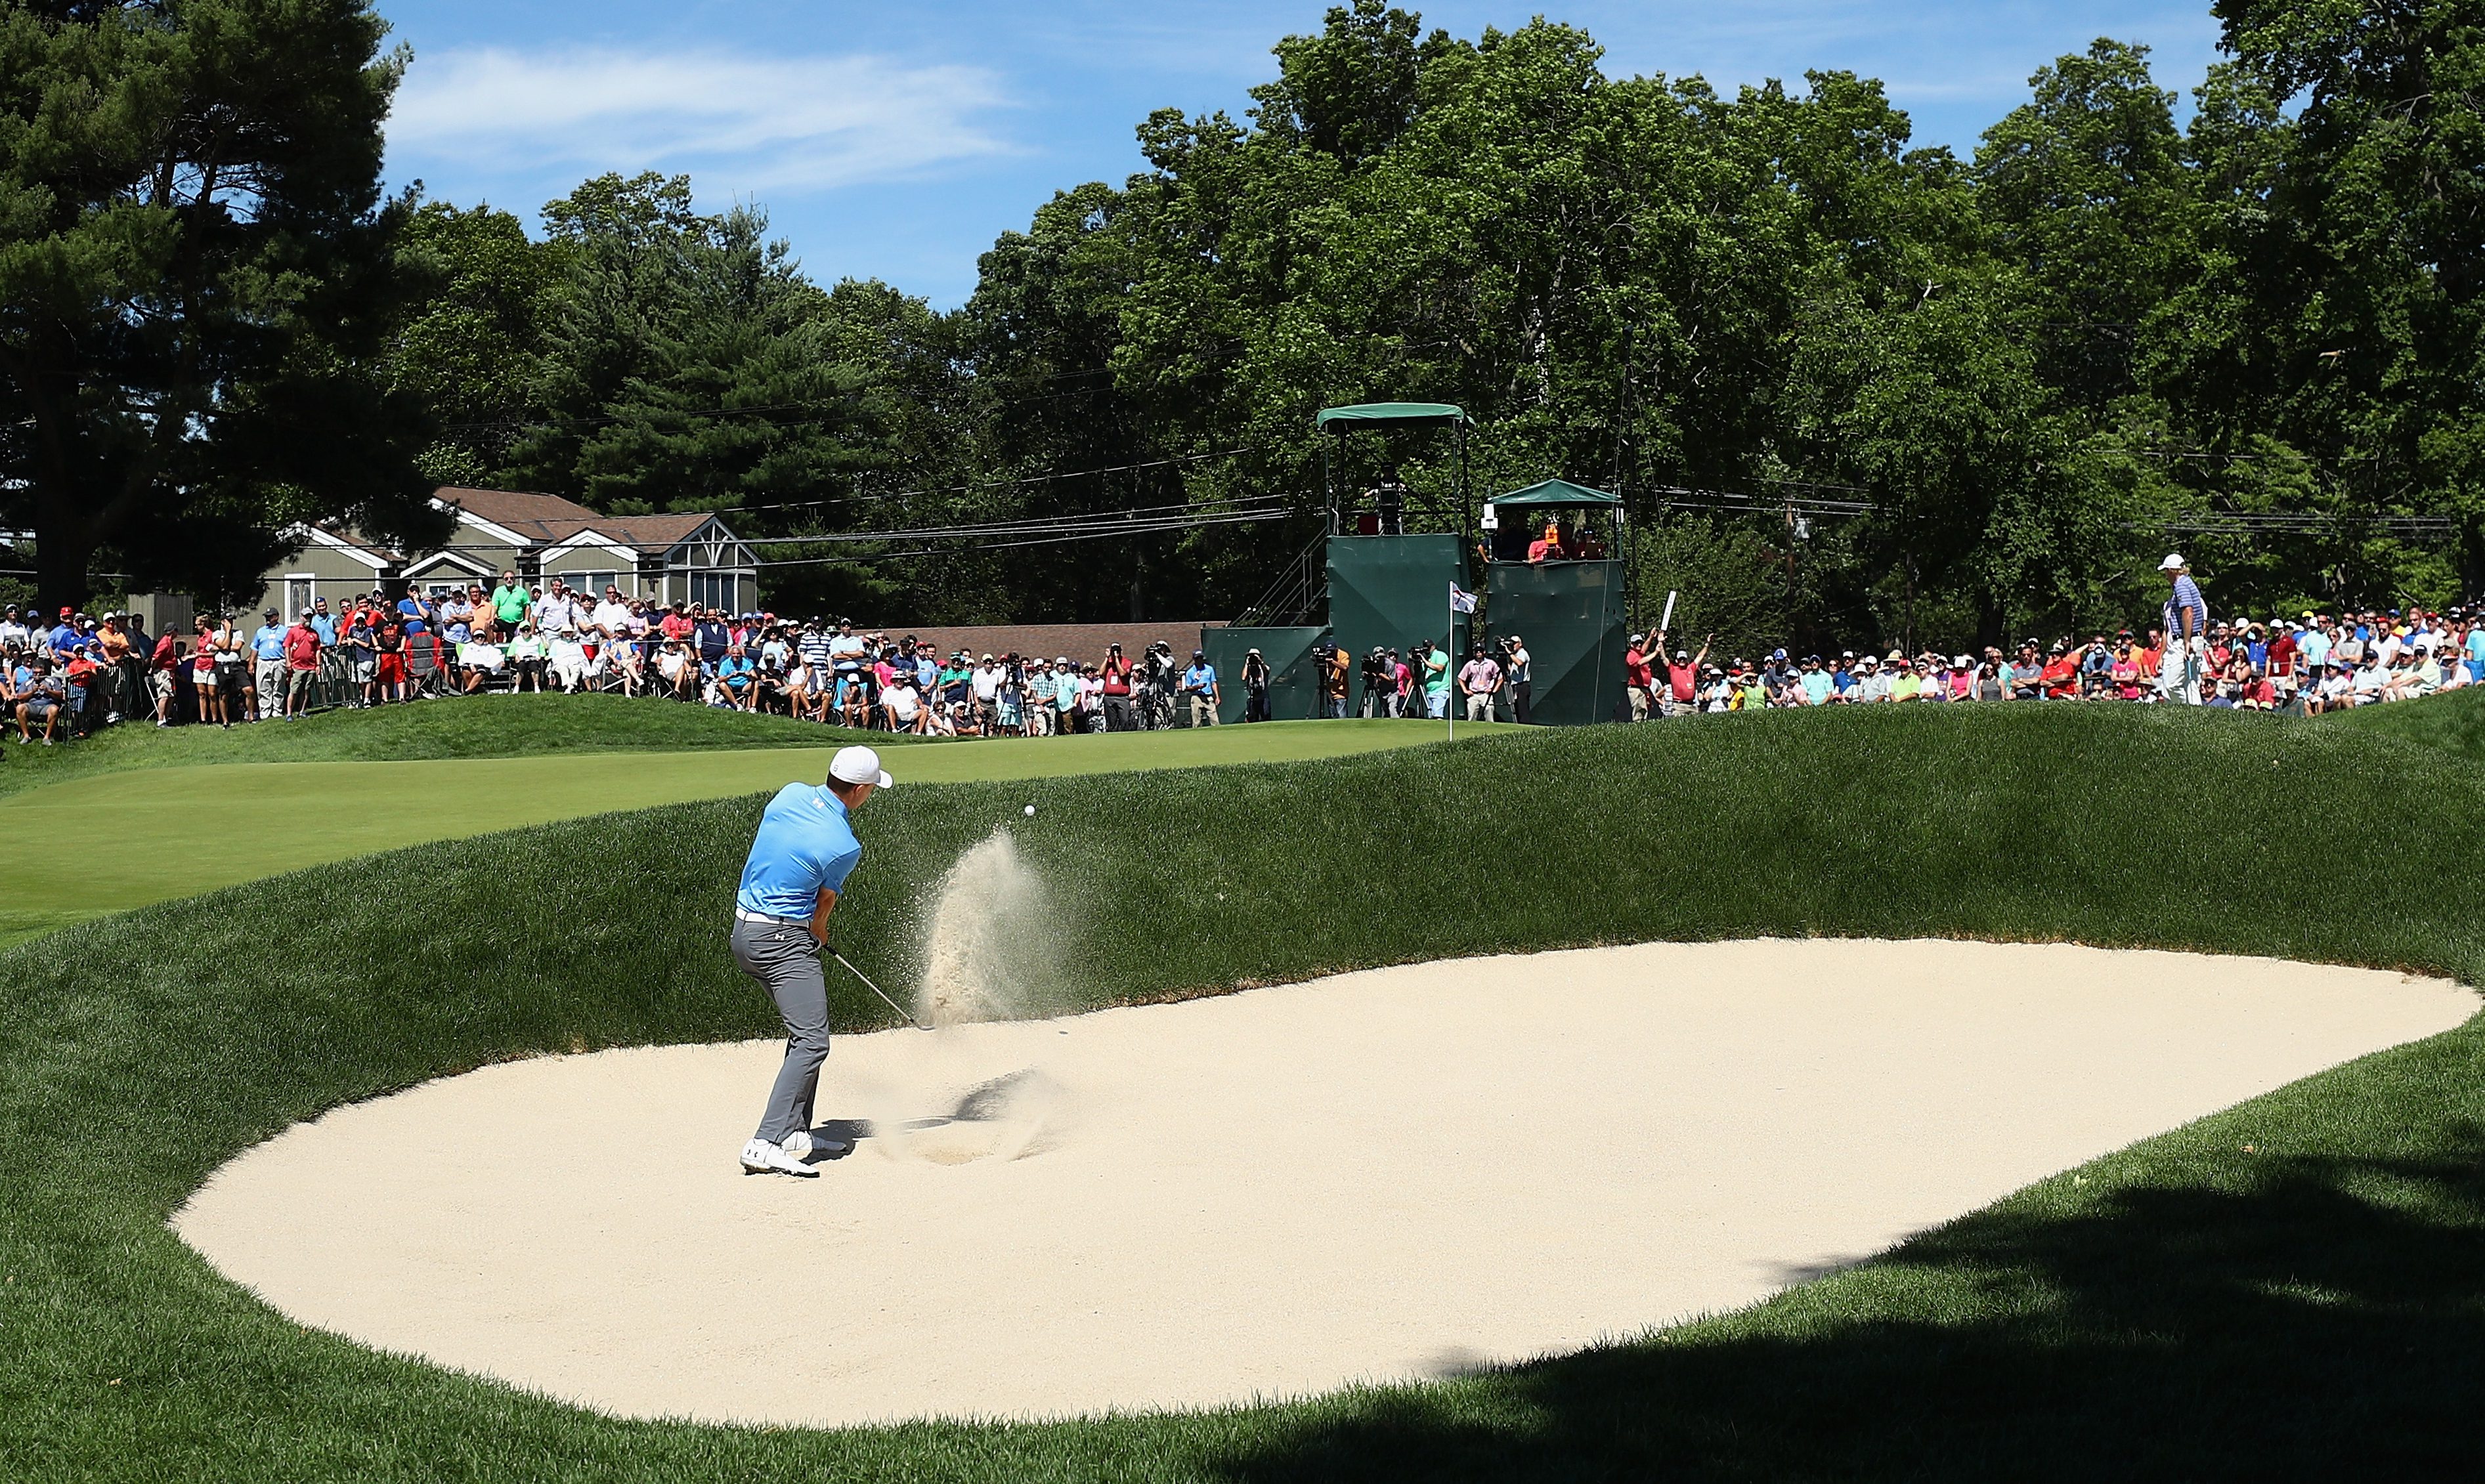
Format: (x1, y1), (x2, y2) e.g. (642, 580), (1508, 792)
(1242, 648), (1272, 723)
(1502, 634), (1532, 723)
(1358, 647), (1392, 718)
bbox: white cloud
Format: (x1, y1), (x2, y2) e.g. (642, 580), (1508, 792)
(389, 47), (1013, 193)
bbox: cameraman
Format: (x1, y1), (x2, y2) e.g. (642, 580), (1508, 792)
(1501, 634), (1532, 723)
(1358, 647), (1392, 718)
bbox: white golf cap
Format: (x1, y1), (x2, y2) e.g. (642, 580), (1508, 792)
(2159, 552), (2187, 570)
(828, 745), (892, 788)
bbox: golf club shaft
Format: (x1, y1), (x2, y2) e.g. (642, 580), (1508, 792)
(832, 949), (923, 1028)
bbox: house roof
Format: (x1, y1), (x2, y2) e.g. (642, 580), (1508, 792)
(435, 489), (731, 555)
(299, 523), (403, 566)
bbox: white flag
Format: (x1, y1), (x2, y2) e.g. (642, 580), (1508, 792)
(1448, 582), (1477, 614)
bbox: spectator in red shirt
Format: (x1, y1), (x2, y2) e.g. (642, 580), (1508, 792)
(2038, 641), (2090, 699)
(1653, 627), (1712, 717)
(282, 610), (324, 719)
(1624, 633), (1656, 721)
(147, 627), (184, 727)
(1099, 643), (1134, 731)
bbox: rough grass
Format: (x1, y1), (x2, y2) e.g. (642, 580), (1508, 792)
(3, 702), (2482, 1479)
(2328, 684), (2485, 763)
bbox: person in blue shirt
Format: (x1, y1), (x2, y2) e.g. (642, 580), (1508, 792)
(1180, 651), (1220, 727)
(716, 645), (757, 710)
(249, 608), (288, 723)
(730, 745), (892, 1177)
(47, 612), (80, 656)
(309, 598), (337, 646)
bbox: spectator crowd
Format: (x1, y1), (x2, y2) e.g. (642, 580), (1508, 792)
(0, 572), (1243, 744)
(4, 557), (2482, 745)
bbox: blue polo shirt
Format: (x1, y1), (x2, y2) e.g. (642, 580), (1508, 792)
(735, 783), (862, 921)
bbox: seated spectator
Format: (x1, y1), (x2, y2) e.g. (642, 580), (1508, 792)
(509, 624), (547, 693)
(459, 637), (506, 692)
(14, 655), (67, 744)
(717, 645), (757, 710)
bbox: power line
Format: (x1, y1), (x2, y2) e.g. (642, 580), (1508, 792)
(699, 444), (1274, 519)
(745, 495), (1293, 547)
(750, 507), (1289, 570)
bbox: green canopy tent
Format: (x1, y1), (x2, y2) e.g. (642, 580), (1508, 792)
(1481, 478), (1630, 725)
(1483, 478), (1621, 563)
(1316, 402), (1471, 538)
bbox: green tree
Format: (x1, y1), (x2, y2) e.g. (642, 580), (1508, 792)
(387, 199), (566, 488)
(1976, 40), (2190, 415)
(0, 0), (440, 610)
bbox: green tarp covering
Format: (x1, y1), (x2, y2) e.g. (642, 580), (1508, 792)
(1327, 534), (1469, 715)
(1201, 625), (1329, 724)
(1485, 559), (1628, 726)
(1314, 402), (1471, 429)
(1491, 478), (1620, 508)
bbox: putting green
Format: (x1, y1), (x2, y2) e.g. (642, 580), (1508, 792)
(0, 719), (1515, 944)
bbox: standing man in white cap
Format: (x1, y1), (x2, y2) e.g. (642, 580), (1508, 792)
(729, 744), (892, 1177)
(2159, 553), (2208, 704)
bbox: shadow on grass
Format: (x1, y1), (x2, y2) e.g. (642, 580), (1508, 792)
(1209, 1128), (2485, 1481)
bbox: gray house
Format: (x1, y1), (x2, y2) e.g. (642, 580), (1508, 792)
(258, 488), (759, 618)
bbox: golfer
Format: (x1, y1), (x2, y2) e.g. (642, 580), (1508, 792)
(2159, 553), (2207, 704)
(731, 744), (892, 1177)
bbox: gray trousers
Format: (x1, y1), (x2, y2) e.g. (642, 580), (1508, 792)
(731, 916), (829, 1144)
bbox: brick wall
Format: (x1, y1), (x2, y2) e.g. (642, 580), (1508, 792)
(857, 621), (1227, 664)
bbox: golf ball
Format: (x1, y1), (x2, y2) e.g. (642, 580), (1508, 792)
(1024, 804), (1037, 816)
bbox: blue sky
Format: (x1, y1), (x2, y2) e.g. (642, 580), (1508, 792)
(379, 1), (2227, 308)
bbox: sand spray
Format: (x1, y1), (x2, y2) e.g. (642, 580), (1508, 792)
(917, 827), (1056, 1028)
(853, 828), (1071, 1163)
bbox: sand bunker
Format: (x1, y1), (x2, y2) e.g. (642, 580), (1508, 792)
(175, 939), (2473, 1428)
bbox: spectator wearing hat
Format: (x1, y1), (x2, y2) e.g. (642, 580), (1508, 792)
(1502, 633), (1532, 723)
(247, 608), (288, 721)
(1048, 656), (1079, 734)
(1457, 643), (1502, 723)
(1624, 633), (1654, 721)
(281, 610), (323, 719)
(1242, 648), (1272, 723)
(1797, 655), (1832, 706)
(1180, 649), (1221, 727)
(1099, 644), (1135, 731)
(1652, 626), (1710, 717)
(12, 654), (67, 744)
(1351, 647), (1387, 718)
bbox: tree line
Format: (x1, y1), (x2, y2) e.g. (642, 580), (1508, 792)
(5, 0), (2480, 652)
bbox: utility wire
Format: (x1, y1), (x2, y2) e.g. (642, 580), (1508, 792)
(744, 494), (1293, 545)
(750, 508), (1288, 570)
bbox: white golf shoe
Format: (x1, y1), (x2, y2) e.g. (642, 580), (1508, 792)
(739, 1138), (818, 1177)
(781, 1130), (850, 1160)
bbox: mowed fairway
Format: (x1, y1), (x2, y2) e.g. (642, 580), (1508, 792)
(0, 718), (1515, 943)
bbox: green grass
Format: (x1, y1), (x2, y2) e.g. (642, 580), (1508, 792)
(0, 711), (1516, 946)
(0, 691), (892, 801)
(3, 702), (2481, 1479)
(2327, 683), (2485, 762)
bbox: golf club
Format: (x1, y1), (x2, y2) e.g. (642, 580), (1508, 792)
(832, 948), (928, 1030)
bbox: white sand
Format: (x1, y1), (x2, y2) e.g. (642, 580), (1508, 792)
(174, 939), (2474, 1428)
